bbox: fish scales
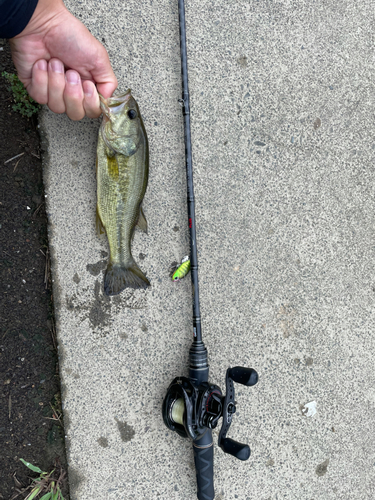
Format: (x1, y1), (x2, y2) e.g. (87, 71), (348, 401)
(96, 90), (150, 295)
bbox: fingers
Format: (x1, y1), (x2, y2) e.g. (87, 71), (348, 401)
(82, 80), (101, 119)
(47, 59), (65, 114)
(64, 70), (85, 121)
(27, 60), (49, 104)
(28, 58), (102, 120)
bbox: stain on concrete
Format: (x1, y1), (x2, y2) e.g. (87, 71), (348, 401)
(173, 225), (179, 232)
(316, 459), (329, 476)
(115, 417), (135, 442)
(266, 458), (275, 467)
(86, 259), (107, 276)
(141, 323), (148, 332)
(313, 117), (321, 130)
(277, 304), (296, 338)
(139, 253), (145, 260)
(97, 436), (109, 448)
(66, 295), (76, 311)
(89, 280), (111, 328)
(65, 282), (111, 329)
(237, 55), (248, 67)
(65, 286), (146, 324)
(119, 331), (128, 340)
(305, 357), (314, 366)
(73, 272), (80, 284)
(65, 279), (147, 336)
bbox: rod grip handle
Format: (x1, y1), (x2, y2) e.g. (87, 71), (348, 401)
(193, 430), (214, 500)
(229, 367), (258, 387)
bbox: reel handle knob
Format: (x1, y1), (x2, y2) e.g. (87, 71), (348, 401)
(220, 437), (250, 461)
(229, 367), (258, 387)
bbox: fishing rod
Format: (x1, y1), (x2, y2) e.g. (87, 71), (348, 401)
(162, 1), (258, 499)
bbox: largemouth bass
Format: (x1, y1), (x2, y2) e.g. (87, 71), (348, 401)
(96, 90), (150, 296)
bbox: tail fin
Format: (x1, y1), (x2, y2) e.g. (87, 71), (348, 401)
(104, 261), (150, 296)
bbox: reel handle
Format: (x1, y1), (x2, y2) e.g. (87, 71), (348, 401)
(193, 430), (214, 500)
(229, 367), (258, 387)
(220, 437), (250, 461)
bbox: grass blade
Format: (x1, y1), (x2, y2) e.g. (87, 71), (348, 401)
(20, 459), (44, 474)
(39, 494), (52, 500)
(25, 487), (42, 500)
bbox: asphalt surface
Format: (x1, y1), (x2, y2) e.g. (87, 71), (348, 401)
(42, 0), (375, 498)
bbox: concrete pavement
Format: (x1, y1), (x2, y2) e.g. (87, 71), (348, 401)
(41, 0), (375, 498)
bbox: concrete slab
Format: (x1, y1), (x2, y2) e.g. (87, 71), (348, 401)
(41, 0), (375, 498)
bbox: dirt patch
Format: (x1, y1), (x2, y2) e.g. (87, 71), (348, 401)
(0, 41), (69, 498)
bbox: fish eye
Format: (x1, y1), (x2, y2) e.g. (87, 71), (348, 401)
(127, 109), (137, 120)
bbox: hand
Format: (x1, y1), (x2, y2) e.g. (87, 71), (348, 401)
(9, 0), (117, 120)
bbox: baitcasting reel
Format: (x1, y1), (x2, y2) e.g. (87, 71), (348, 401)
(163, 365), (258, 461)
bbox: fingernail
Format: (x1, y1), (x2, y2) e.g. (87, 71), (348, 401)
(84, 85), (93, 97)
(51, 60), (64, 74)
(66, 72), (80, 85)
(37, 60), (47, 71)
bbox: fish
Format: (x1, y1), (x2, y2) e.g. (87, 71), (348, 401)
(96, 89), (150, 296)
(172, 256), (191, 281)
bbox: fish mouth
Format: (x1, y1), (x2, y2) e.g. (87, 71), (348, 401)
(99, 90), (132, 118)
(99, 89), (140, 156)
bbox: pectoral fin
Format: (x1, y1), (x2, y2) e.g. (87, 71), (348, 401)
(137, 206), (148, 233)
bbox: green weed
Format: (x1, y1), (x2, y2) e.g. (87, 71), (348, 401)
(15, 459), (66, 500)
(2, 71), (40, 117)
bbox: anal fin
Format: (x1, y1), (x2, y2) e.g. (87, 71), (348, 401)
(137, 206), (148, 233)
(96, 206), (106, 236)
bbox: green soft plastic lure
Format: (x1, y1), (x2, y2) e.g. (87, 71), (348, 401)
(172, 256), (191, 282)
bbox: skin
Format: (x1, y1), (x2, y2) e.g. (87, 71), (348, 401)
(9, 0), (118, 120)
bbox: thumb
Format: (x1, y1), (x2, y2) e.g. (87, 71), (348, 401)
(91, 46), (118, 98)
(97, 80), (118, 99)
